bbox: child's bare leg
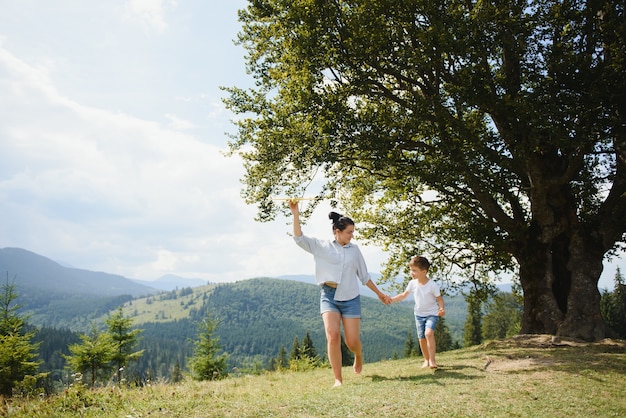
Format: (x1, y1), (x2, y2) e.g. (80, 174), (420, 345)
(425, 329), (437, 368)
(418, 337), (430, 367)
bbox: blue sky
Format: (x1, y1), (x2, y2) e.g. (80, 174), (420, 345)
(0, 1), (622, 289)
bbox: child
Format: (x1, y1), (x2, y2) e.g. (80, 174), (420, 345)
(391, 256), (445, 369)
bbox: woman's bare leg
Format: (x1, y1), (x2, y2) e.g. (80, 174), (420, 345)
(322, 312), (343, 386)
(342, 317), (363, 374)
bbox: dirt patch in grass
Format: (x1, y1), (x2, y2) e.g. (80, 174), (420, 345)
(478, 334), (626, 372)
(483, 333), (626, 349)
(482, 355), (558, 372)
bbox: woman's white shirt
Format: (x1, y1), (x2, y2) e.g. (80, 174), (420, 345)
(294, 234), (371, 301)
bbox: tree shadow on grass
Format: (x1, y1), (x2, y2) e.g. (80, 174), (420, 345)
(368, 364), (483, 384)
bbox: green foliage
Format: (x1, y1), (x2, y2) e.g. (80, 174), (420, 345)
(403, 330), (418, 358)
(289, 336), (300, 360)
(105, 307), (144, 385)
(482, 291), (523, 340)
(129, 320), (194, 381)
(226, 0), (626, 340)
(286, 331), (321, 371)
(31, 325), (80, 393)
(463, 296), (483, 348)
(63, 324), (115, 387)
(63, 308), (144, 388)
(463, 279), (496, 347)
(271, 345), (289, 371)
(601, 268), (626, 339)
(340, 336), (353, 366)
(188, 311), (228, 381)
(0, 278), (45, 397)
(171, 362), (183, 383)
(24, 294), (134, 330)
(289, 355), (321, 372)
(300, 331), (318, 360)
(435, 317), (453, 352)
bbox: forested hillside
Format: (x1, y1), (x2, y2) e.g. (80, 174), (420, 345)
(24, 276), (468, 385)
(118, 278), (419, 375)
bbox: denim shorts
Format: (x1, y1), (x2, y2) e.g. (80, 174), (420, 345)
(320, 284), (361, 318)
(415, 315), (439, 339)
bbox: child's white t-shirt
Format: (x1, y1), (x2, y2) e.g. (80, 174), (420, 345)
(406, 279), (441, 316)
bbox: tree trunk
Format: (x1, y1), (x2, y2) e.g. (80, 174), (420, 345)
(517, 225), (607, 341)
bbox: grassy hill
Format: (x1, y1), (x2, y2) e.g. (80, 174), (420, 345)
(7, 335), (626, 417)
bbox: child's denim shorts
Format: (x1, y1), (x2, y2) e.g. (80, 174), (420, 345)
(415, 315), (439, 339)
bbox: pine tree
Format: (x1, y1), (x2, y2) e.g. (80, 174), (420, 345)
(403, 330), (416, 358)
(105, 306), (144, 385)
(0, 278), (45, 397)
(64, 324), (115, 387)
(340, 336), (353, 366)
(188, 312), (228, 381)
(602, 268), (626, 339)
(275, 345), (288, 370)
(290, 336), (300, 361)
(435, 317), (454, 352)
(300, 332), (318, 360)
(612, 268), (626, 339)
(171, 362), (183, 383)
(482, 292), (523, 340)
(463, 292), (484, 347)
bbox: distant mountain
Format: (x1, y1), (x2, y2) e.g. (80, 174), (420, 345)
(0, 247), (160, 328)
(0, 247), (157, 297)
(132, 274), (209, 291)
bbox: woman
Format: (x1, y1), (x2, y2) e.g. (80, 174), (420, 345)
(288, 200), (391, 387)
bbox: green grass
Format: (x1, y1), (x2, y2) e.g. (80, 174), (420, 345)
(6, 335), (626, 417)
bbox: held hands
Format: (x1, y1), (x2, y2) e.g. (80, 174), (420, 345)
(378, 293), (392, 305)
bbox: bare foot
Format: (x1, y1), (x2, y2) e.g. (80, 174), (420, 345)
(429, 362), (438, 369)
(333, 380), (343, 387)
(422, 360), (429, 368)
(353, 352), (363, 374)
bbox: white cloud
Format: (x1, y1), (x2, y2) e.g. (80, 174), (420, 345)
(0, 26), (356, 284)
(165, 113), (195, 130)
(0, 0), (620, 291)
(0, 42), (257, 279)
(121, 0), (177, 34)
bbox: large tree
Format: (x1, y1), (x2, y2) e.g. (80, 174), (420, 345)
(225, 0), (626, 340)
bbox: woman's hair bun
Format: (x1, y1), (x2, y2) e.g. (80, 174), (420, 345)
(328, 211), (343, 224)
(328, 211), (354, 232)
